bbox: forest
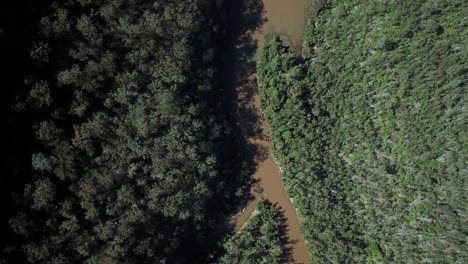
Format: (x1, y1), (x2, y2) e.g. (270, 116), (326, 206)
(1, 0), (466, 263)
(220, 199), (284, 264)
(1, 0), (256, 263)
(257, 0), (467, 263)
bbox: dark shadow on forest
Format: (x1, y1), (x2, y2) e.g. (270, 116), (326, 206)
(0, 0), (44, 263)
(0, 0), (268, 262)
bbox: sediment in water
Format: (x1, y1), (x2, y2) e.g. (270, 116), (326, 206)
(223, 0), (311, 263)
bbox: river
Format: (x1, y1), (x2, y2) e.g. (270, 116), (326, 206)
(222, 0), (310, 263)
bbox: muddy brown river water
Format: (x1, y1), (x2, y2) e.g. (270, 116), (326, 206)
(223, 0), (310, 263)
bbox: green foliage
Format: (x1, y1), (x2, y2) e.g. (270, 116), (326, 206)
(220, 199), (283, 264)
(258, 0), (467, 263)
(365, 241), (383, 261)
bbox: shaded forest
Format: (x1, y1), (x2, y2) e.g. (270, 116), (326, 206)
(258, 0), (467, 263)
(1, 0), (257, 263)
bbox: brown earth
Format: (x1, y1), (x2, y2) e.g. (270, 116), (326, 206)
(223, 0), (311, 263)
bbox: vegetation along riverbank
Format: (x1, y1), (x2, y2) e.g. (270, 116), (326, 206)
(257, 0), (467, 263)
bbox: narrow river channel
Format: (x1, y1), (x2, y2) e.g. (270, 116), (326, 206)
(223, 0), (311, 263)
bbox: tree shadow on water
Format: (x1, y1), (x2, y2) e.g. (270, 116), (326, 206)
(218, 0), (272, 238)
(275, 204), (300, 264)
(223, 0), (268, 145)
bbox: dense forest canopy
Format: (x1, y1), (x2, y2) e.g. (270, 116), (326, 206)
(2, 0), (467, 263)
(3, 0), (253, 263)
(258, 0), (467, 263)
(219, 199), (284, 264)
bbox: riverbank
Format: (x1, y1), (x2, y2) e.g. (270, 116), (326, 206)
(222, 0), (311, 263)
